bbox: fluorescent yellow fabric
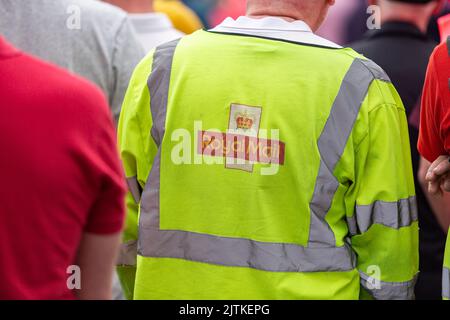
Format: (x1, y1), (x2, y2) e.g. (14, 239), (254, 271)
(154, 0), (203, 34)
(117, 30), (418, 300)
(134, 257), (360, 300)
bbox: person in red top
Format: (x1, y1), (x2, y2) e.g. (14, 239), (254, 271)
(0, 37), (126, 299)
(418, 38), (450, 195)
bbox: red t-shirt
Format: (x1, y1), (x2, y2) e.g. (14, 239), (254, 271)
(0, 38), (126, 299)
(418, 40), (450, 162)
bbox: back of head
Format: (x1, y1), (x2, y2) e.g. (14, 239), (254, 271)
(373, 0), (443, 32)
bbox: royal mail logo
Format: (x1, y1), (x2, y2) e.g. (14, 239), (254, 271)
(198, 131), (286, 166)
(235, 111), (256, 130)
(170, 104), (285, 175)
(192, 104), (286, 173)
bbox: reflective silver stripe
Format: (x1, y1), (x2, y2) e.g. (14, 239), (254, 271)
(347, 197), (418, 236)
(126, 177), (141, 204)
(117, 240), (138, 266)
(443, 267), (450, 299)
(148, 38), (180, 147)
(358, 58), (391, 83)
(138, 42), (381, 273)
(359, 271), (417, 300)
(140, 226), (356, 272)
(139, 40), (178, 253)
(309, 58), (388, 246)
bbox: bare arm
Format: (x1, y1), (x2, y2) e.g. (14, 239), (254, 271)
(418, 157), (450, 231)
(74, 232), (122, 300)
(425, 155), (450, 194)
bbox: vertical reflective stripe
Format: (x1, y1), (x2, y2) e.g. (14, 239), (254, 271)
(147, 39), (180, 147)
(309, 58), (386, 247)
(126, 177), (141, 204)
(347, 197), (418, 235)
(139, 148), (162, 230)
(139, 39), (179, 256)
(117, 240), (138, 266)
(359, 271), (417, 300)
(443, 267), (450, 299)
(139, 40), (179, 255)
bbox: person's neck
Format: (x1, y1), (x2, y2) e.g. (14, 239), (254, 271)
(381, 10), (432, 33)
(247, 14), (299, 23)
(246, 7), (321, 31)
(107, 0), (154, 14)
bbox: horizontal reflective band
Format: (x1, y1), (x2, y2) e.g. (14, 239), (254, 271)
(443, 267), (450, 299)
(117, 240), (138, 266)
(347, 197), (418, 236)
(359, 271), (417, 300)
(139, 227), (356, 272)
(126, 177), (141, 204)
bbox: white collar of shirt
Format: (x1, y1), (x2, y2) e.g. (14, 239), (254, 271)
(210, 16), (342, 49)
(129, 13), (175, 33)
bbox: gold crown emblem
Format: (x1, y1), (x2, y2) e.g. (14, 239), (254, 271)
(235, 112), (255, 130)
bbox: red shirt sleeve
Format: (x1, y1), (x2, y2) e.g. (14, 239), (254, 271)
(83, 90), (126, 235)
(418, 45), (449, 162)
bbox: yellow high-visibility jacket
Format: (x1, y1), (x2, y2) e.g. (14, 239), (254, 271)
(117, 30), (418, 300)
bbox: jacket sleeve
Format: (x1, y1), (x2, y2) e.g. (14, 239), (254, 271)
(116, 52), (158, 300)
(347, 81), (419, 300)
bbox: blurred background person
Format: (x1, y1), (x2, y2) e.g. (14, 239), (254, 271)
(317, 0), (449, 46)
(0, 36), (125, 299)
(0, 0), (144, 121)
(208, 0), (246, 28)
(417, 37), (450, 299)
(437, 12), (450, 40)
(0, 0), (144, 300)
(428, 0), (450, 41)
(316, 0), (365, 45)
(154, 0), (203, 34)
(351, 0), (446, 300)
(103, 0), (184, 52)
(182, 0), (218, 28)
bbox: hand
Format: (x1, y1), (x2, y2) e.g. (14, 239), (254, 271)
(426, 155), (450, 195)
